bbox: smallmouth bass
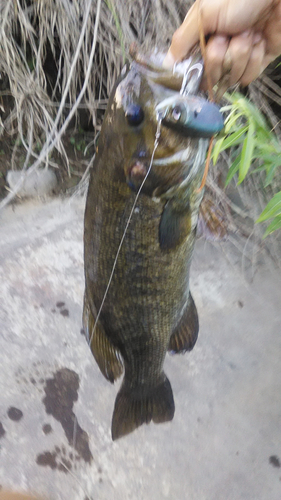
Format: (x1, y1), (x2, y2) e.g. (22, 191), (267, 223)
(83, 53), (223, 440)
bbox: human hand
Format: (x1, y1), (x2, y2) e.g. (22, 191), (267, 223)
(163, 0), (281, 90)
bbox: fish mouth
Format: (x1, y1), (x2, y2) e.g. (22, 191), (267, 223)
(130, 148), (195, 168)
(153, 138), (208, 193)
(152, 148), (195, 166)
(152, 137), (208, 167)
(128, 138), (208, 190)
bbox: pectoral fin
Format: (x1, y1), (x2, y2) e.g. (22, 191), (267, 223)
(169, 293), (199, 353)
(159, 200), (191, 250)
(83, 292), (124, 383)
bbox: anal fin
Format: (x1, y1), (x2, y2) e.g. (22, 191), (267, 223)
(169, 293), (199, 353)
(83, 292), (123, 383)
(111, 374), (175, 440)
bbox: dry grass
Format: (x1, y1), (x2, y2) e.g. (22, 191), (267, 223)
(0, 0), (190, 207)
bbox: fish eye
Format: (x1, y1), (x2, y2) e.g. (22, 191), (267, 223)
(125, 104), (144, 126)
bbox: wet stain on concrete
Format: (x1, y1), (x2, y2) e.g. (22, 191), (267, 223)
(59, 456), (72, 473)
(0, 422), (5, 438)
(53, 301), (69, 317)
(7, 407), (23, 421)
(36, 445), (75, 473)
(42, 423), (52, 435)
(269, 455), (281, 468)
(60, 308), (69, 317)
(36, 451), (57, 470)
(42, 368), (92, 463)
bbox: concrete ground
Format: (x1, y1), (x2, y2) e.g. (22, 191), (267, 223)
(0, 196), (281, 500)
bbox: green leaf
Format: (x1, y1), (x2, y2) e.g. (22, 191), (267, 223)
(225, 153), (242, 186)
(224, 111), (243, 134)
(238, 120), (255, 183)
(256, 191), (281, 222)
(262, 215), (281, 237)
(264, 159), (281, 186)
(212, 137), (225, 164)
(212, 126), (248, 164)
(258, 152), (278, 162)
(239, 96), (268, 129)
(257, 126), (275, 142)
(222, 126), (248, 149)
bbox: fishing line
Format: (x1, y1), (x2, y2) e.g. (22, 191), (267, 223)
(88, 119), (162, 347)
(197, 0), (216, 193)
(56, 459), (94, 500)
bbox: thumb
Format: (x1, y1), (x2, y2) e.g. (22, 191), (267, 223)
(163, 2), (201, 67)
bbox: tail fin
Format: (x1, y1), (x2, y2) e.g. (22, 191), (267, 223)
(111, 375), (175, 440)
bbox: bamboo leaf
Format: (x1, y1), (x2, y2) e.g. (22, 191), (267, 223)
(212, 126), (247, 164)
(224, 111), (243, 134)
(263, 215), (281, 238)
(221, 126), (248, 150)
(225, 153), (242, 185)
(238, 120), (255, 183)
(256, 191), (281, 222)
(238, 96), (268, 129)
(212, 137), (225, 164)
(265, 159), (281, 186)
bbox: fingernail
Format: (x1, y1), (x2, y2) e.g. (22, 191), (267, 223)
(213, 35), (228, 44)
(241, 30), (251, 38)
(253, 33), (262, 44)
(163, 51), (176, 69)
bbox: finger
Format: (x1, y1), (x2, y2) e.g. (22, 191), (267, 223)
(240, 39), (266, 86)
(200, 35), (229, 90)
(263, 0), (281, 58)
(225, 30), (254, 86)
(163, 2), (200, 67)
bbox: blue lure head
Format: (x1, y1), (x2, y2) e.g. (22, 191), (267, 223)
(156, 95), (224, 139)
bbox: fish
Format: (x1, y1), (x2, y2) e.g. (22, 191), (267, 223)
(83, 52), (224, 440)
